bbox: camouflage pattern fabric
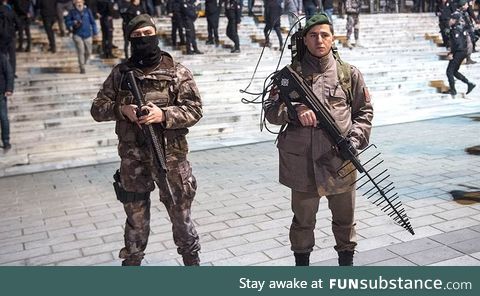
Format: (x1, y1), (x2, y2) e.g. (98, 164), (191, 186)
(345, 0), (360, 40)
(91, 52), (202, 265)
(346, 14), (359, 40)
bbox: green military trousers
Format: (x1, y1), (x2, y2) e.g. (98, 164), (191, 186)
(289, 190), (357, 254)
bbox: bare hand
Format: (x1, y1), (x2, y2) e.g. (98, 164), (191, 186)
(121, 104), (139, 124)
(5, 91), (12, 97)
(138, 102), (165, 125)
(296, 105), (317, 127)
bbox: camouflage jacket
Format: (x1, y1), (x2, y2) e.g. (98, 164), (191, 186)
(91, 52), (203, 163)
(345, 0), (361, 14)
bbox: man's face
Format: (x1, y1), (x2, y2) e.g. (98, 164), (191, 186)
(74, 0), (84, 10)
(303, 24), (334, 58)
(130, 25), (156, 38)
(133, 0), (140, 5)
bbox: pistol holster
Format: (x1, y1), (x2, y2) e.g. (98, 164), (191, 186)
(113, 170), (151, 204)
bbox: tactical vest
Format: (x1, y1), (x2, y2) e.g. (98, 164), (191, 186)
(116, 52), (178, 109)
(113, 52), (187, 144)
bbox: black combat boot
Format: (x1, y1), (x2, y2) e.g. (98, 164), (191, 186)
(338, 250), (354, 266)
(182, 252), (200, 266)
(121, 258), (142, 266)
(466, 82), (476, 94)
(294, 252), (310, 266)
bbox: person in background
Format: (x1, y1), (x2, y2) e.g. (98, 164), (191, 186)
(65, 0), (99, 73)
(57, 0), (73, 36)
(445, 0), (476, 96)
(205, 0), (219, 46)
(11, 0), (32, 52)
(284, 0), (302, 32)
(0, 52), (14, 151)
(120, 0), (145, 59)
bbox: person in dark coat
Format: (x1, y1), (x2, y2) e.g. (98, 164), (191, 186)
(302, 0), (319, 20)
(181, 0), (202, 54)
(437, 0), (454, 49)
(97, 0), (115, 58)
(205, 0), (219, 46)
(120, 0), (145, 59)
(57, 0), (73, 36)
(36, 0), (57, 53)
(1, 0), (19, 75)
(222, 0), (241, 53)
(85, 0), (98, 15)
(0, 52), (14, 150)
(11, 0), (32, 52)
(445, 0), (476, 96)
(264, 0), (283, 50)
(167, 0), (185, 47)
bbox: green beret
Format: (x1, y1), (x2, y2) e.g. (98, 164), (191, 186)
(125, 14), (156, 40)
(457, 0), (467, 6)
(303, 13), (332, 36)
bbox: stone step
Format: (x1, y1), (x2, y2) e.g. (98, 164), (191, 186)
(2, 12), (478, 177)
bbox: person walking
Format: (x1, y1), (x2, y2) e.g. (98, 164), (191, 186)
(65, 0), (99, 73)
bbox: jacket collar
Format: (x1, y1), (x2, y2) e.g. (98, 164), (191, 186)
(302, 50), (335, 75)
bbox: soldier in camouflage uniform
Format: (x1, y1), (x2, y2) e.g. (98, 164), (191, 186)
(345, 0), (361, 49)
(265, 13), (373, 266)
(91, 14), (202, 266)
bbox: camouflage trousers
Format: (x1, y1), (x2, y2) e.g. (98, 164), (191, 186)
(346, 14), (360, 40)
(118, 158), (200, 264)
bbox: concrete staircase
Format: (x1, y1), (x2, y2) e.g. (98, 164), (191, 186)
(0, 13), (479, 176)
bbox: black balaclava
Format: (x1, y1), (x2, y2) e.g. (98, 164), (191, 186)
(126, 14), (161, 67)
(130, 35), (161, 67)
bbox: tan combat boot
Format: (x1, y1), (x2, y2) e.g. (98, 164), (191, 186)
(345, 40), (353, 49)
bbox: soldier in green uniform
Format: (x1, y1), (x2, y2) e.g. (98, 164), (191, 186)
(91, 15), (202, 266)
(265, 13), (373, 266)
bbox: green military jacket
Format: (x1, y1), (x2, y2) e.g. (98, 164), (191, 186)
(265, 50), (373, 196)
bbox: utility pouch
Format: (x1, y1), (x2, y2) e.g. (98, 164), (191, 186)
(113, 170), (151, 204)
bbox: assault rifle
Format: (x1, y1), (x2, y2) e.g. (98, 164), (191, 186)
(125, 71), (176, 205)
(271, 66), (415, 235)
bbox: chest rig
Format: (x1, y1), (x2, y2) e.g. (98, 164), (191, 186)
(116, 53), (179, 109)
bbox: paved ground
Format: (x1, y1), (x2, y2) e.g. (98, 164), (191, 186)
(1, 114), (480, 266)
